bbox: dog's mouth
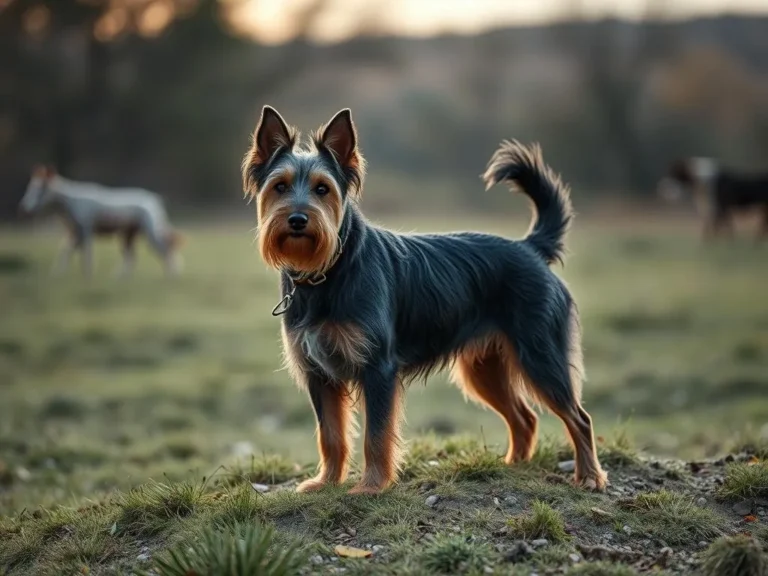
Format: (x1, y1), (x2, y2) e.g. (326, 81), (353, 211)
(288, 232), (308, 238)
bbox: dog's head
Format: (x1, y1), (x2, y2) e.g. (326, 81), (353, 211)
(657, 157), (717, 203)
(19, 164), (56, 215)
(242, 106), (366, 275)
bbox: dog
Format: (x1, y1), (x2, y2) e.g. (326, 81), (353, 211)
(242, 106), (607, 495)
(19, 165), (185, 277)
(658, 157), (768, 241)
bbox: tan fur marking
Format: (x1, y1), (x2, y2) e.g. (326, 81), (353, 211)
(451, 333), (539, 463)
(297, 383), (355, 492)
(321, 322), (372, 365)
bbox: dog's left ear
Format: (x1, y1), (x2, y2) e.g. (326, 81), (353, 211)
(318, 109), (358, 166)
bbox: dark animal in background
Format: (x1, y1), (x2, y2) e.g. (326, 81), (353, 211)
(658, 157), (768, 242)
(242, 105), (607, 494)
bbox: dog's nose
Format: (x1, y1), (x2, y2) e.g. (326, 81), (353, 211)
(288, 212), (308, 231)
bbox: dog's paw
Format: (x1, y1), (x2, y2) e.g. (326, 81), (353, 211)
(347, 484), (385, 496)
(576, 470), (608, 492)
(296, 478), (328, 493)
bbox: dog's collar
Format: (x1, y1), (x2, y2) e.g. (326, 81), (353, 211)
(271, 235), (346, 317)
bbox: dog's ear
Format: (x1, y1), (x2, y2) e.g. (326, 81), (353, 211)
(253, 106), (293, 164)
(317, 108), (358, 166)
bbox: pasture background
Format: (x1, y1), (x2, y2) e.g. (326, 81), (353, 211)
(2, 208), (767, 516)
(2, 1), (768, 573)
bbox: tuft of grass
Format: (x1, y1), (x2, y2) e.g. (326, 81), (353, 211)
(212, 484), (263, 526)
(719, 462), (768, 500)
(569, 562), (639, 576)
(220, 454), (303, 486)
(421, 534), (494, 575)
(139, 521), (306, 576)
(425, 448), (508, 484)
(597, 427), (639, 467)
(700, 535), (766, 576)
(117, 480), (209, 537)
(507, 500), (568, 543)
(617, 490), (724, 545)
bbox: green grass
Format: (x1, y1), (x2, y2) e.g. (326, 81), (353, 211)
(421, 534), (495, 575)
(719, 462), (768, 500)
(700, 535), (766, 576)
(617, 490), (725, 546)
(1, 214), (768, 574)
(139, 522), (307, 576)
(507, 500), (569, 543)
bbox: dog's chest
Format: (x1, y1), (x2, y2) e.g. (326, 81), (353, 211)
(297, 322), (371, 380)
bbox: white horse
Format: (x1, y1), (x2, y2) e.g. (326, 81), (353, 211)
(19, 165), (184, 277)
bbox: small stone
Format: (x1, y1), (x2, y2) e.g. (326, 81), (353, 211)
(660, 547), (673, 555)
(558, 460), (576, 473)
(347, 527), (357, 536)
(493, 497), (501, 507)
(372, 545), (384, 553)
(696, 497), (707, 506)
(631, 481), (645, 489)
(757, 508), (766, 517)
(428, 460), (439, 467)
(622, 525), (632, 535)
(531, 538), (549, 548)
(568, 553), (580, 563)
(591, 507), (612, 518)
(251, 483), (269, 493)
(733, 500), (753, 516)
(505, 495), (519, 504)
(330, 557), (338, 563)
(425, 495), (439, 507)
(141, 546), (150, 553)
(699, 541), (708, 548)
(504, 540), (534, 562)
(136, 553), (150, 562)
(15, 467), (31, 482)
(484, 567), (494, 574)
(310, 555), (324, 565)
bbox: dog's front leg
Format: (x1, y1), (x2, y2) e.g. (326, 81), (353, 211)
(296, 377), (354, 493)
(349, 361), (403, 495)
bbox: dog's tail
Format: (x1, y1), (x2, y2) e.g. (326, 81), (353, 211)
(482, 140), (573, 266)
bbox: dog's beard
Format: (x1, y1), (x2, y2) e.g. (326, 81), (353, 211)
(258, 213), (339, 274)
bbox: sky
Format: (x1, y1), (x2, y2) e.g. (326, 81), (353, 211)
(227, 0), (768, 44)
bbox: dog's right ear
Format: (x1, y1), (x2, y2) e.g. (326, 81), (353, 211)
(252, 106), (294, 165)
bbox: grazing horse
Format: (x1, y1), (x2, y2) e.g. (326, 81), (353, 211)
(18, 165), (184, 277)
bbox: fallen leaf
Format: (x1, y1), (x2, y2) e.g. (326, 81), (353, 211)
(335, 545), (372, 559)
(744, 515), (758, 523)
(747, 456), (760, 465)
(597, 436), (605, 444)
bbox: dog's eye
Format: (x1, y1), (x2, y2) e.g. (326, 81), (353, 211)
(275, 183), (287, 194)
(315, 184), (329, 196)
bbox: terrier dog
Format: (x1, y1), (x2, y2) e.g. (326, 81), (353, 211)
(658, 157), (768, 242)
(19, 165), (184, 277)
(242, 106), (607, 495)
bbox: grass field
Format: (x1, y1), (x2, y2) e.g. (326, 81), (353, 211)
(1, 212), (767, 574)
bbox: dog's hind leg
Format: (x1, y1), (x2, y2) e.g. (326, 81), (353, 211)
(453, 341), (538, 464)
(513, 307), (607, 491)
